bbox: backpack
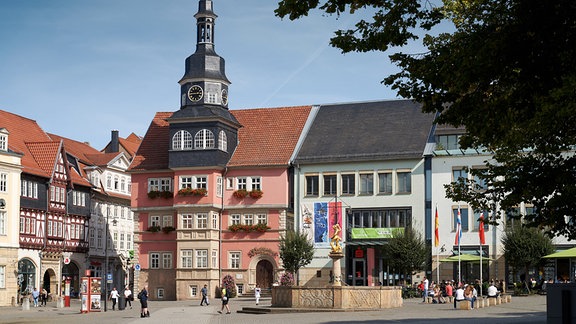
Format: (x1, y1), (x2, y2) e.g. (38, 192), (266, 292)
(137, 290), (144, 300)
(226, 288), (231, 298)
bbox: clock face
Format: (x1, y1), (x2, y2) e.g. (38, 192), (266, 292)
(221, 89), (228, 106)
(187, 85), (203, 102)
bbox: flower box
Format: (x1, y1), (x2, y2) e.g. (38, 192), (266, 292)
(147, 226), (161, 232)
(228, 223), (270, 232)
(177, 188), (207, 196)
(249, 189), (263, 199)
(161, 226), (176, 233)
(148, 190), (173, 199)
(233, 189), (248, 199)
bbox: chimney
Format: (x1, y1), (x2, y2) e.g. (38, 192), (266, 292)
(110, 130), (119, 153)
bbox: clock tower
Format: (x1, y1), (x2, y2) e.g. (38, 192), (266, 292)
(179, 0), (230, 109)
(168, 0), (240, 169)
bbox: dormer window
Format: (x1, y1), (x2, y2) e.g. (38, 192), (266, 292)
(0, 131), (6, 151)
(172, 130), (193, 150)
(218, 131), (227, 152)
(195, 129), (215, 149)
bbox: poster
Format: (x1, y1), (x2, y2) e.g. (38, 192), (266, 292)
(90, 295), (101, 311)
(314, 202), (328, 246)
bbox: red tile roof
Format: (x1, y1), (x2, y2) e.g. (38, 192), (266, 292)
(0, 110), (53, 177)
(120, 132), (142, 157)
(129, 112), (173, 171)
(228, 106), (312, 167)
(129, 107), (312, 171)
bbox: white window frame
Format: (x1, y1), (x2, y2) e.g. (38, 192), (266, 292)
(230, 214), (241, 226)
(196, 213), (208, 229)
(172, 130), (193, 150)
(162, 215), (173, 227)
(218, 130), (227, 152)
(230, 252), (240, 269)
(196, 250), (208, 268)
(150, 252), (160, 269)
(181, 250), (193, 268)
(243, 214), (254, 225)
(0, 211), (6, 235)
(181, 214), (194, 229)
(212, 249), (218, 268)
(0, 173), (6, 192)
(194, 129), (215, 149)
(0, 133), (6, 151)
(150, 216), (160, 227)
(256, 214), (267, 225)
(162, 253), (172, 269)
(0, 265), (5, 288)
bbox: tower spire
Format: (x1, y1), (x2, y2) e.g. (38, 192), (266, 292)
(179, 0), (230, 109)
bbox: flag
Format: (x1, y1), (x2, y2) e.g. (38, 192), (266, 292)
(479, 213), (486, 245)
(434, 205), (439, 247)
(454, 206), (462, 245)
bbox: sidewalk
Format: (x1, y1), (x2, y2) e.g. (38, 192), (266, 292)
(0, 294), (547, 324)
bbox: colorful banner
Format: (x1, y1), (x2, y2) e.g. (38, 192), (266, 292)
(314, 202), (328, 246)
(350, 227), (405, 239)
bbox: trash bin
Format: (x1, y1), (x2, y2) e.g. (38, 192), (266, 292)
(118, 296), (126, 310)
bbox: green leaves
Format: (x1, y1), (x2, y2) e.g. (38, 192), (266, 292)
(279, 230), (314, 276)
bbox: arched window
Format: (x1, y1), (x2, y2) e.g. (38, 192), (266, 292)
(172, 130), (193, 150)
(194, 129), (215, 149)
(218, 130), (227, 152)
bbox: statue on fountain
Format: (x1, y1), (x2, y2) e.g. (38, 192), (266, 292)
(330, 223), (342, 253)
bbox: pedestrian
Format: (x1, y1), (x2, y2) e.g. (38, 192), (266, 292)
(41, 288), (48, 307)
(422, 276), (429, 303)
(31, 288), (40, 307)
(200, 284), (209, 306)
(254, 285), (261, 305)
(109, 287), (119, 310)
(124, 286), (133, 309)
(217, 286), (231, 314)
(139, 286), (150, 318)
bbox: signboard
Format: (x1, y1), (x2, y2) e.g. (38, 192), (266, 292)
(63, 257), (70, 265)
(134, 264), (141, 271)
(350, 227), (405, 239)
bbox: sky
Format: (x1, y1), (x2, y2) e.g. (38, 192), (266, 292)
(0, 1), (428, 150)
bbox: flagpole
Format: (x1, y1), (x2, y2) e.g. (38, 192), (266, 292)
(457, 205), (461, 286)
(435, 204), (440, 284)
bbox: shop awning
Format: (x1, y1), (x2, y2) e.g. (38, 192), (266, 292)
(542, 247), (576, 259)
(439, 254), (492, 263)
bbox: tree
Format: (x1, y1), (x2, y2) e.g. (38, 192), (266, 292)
(501, 225), (554, 292)
(381, 228), (428, 283)
(275, 1), (576, 239)
(278, 230), (315, 285)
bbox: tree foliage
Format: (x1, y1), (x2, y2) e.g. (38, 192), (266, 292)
(501, 225), (554, 287)
(279, 230), (315, 276)
(381, 228), (428, 278)
(275, 1), (576, 238)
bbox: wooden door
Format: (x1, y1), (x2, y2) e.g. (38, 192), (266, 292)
(256, 260), (273, 289)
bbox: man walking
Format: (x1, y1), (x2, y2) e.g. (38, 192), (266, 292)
(200, 284), (209, 306)
(109, 287), (119, 310)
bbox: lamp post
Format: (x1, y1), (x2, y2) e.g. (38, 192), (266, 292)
(104, 208), (109, 312)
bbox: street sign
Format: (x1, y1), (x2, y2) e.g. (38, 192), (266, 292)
(107, 273), (112, 280)
(134, 264), (141, 271)
(63, 257), (70, 264)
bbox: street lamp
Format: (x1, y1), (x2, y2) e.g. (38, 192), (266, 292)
(103, 207), (117, 312)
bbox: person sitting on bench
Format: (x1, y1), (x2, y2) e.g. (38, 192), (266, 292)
(454, 284), (465, 309)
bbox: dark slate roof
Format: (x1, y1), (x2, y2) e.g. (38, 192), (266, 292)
(168, 105), (239, 126)
(294, 100), (435, 164)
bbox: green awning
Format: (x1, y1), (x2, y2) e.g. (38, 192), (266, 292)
(350, 227), (404, 239)
(542, 247), (576, 259)
(439, 254), (492, 263)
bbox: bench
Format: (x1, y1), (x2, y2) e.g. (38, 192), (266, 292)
(487, 296), (500, 306)
(459, 300), (472, 310)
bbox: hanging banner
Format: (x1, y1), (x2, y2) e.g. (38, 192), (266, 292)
(314, 202), (329, 247)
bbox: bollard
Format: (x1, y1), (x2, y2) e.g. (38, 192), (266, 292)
(22, 297), (30, 310)
(11, 296), (15, 307)
(57, 296), (65, 308)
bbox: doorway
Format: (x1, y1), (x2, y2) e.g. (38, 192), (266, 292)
(352, 258), (366, 286)
(256, 260), (273, 289)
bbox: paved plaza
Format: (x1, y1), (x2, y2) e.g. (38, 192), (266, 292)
(0, 294), (547, 324)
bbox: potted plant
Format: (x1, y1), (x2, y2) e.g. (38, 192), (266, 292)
(233, 189), (248, 199)
(192, 188), (207, 196)
(177, 188), (193, 196)
(161, 226), (176, 233)
(160, 190), (173, 199)
(249, 189), (263, 199)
